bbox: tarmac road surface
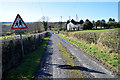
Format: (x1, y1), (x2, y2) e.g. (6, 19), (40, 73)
(35, 32), (117, 79)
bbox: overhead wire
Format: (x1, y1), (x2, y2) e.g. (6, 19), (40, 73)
(38, 0), (45, 22)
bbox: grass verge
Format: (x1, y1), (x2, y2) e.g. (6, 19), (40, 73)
(55, 37), (82, 78)
(5, 33), (50, 80)
(57, 33), (119, 72)
(73, 28), (119, 33)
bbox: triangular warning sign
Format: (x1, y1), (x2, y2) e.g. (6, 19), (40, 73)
(11, 14), (28, 30)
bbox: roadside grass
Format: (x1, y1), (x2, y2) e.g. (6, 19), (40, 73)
(73, 28), (119, 33)
(57, 34), (119, 71)
(55, 37), (82, 78)
(5, 33), (50, 80)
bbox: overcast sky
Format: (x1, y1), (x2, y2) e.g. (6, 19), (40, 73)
(0, 0), (119, 22)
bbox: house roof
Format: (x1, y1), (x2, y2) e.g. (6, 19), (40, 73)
(67, 20), (82, 25)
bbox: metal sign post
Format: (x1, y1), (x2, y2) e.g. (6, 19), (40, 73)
(20, 33), (24, 57)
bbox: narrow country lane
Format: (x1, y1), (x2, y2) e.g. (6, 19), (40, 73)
(35, 32), (70, 79)
(35, 31), (117, 79)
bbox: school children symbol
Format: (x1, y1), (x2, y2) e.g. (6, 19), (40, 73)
(11, 14), (28, 30)
(15, 19), (22, 28)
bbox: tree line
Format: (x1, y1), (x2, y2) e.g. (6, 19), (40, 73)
(66, 18), (120, 30)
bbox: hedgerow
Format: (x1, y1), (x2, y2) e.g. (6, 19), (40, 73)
(2, 32), (48, 77)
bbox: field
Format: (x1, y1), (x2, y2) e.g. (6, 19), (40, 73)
(70, 28), (120, 33)
(0, 34), (23, 39)
(2, 23), (12, 26)
(0, 33), (30, 39)
(50, 28), (59, 31)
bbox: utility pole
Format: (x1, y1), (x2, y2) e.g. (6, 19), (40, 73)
(76, 14), (78, 22)
(59, 16), (62, 31)
(61, 16), (62, 22)
(61, 16), (62, 27)
(42, 16), (45, 22)
(46, 16), (50, 22)
(69, 16), (71, 21)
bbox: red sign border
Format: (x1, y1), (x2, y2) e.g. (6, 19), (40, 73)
(11, 14), (28, 30)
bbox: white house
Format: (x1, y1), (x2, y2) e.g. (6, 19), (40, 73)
(67, 21), (83, 31)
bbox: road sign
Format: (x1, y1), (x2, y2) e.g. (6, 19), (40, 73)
(15, 29), (26, 35)
(11, 14), (28, 30)
(11, 14), (28, 58)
